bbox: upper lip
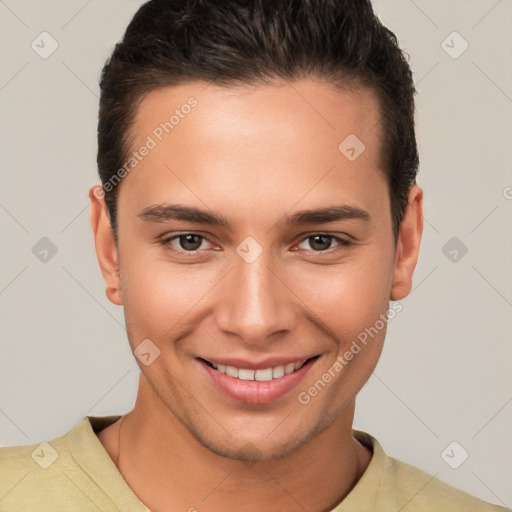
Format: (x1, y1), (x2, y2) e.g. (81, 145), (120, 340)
(199, 355), (318, 370)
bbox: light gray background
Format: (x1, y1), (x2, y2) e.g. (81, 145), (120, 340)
(1, 0), (511, 507)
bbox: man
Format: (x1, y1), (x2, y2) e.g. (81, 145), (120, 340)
(0, 1), (508, 510)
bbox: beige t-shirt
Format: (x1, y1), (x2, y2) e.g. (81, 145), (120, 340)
(0, 415), (508, 511)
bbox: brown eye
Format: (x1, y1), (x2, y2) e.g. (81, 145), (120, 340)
(162, 233), (208, 252)
(308, 235), (334, 251)
(296, 234), (351, 253)
(179, 234), (203, 250)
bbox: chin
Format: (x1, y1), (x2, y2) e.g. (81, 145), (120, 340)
(199, 435), (305, 462)
(187, 414), (333, 463)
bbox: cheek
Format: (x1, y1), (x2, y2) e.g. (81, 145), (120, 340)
(296, 260), (393, 411)
(120, 255), (217, 340)
(291, 253), (393, 343)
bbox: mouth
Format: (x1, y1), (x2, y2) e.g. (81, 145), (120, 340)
(200, 357), (316, 381)
(198, 355), (320, 404)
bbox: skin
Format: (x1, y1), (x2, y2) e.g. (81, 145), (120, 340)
(90, 78), (423, 512)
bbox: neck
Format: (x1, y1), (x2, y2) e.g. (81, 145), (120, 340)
(105, 374), (371, 512)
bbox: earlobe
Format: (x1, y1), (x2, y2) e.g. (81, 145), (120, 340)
(89, 185), (123, 306)
(390, 185), (423, 301)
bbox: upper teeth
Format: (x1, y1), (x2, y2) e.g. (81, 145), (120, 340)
(210, 360), (306, 381)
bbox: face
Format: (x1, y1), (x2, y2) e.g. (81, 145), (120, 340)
(91, 78), (422, 461)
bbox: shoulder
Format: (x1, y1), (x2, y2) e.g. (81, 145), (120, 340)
(388, 455), (508, 511)
(348, 430), (509, 512)
(0, 416), (124, 511)
(0, 432), (79, 510)
(0, 435), (64, 486)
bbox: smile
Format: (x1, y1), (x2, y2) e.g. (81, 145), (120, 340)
(202, 359), (308, 381)
(198, 356), (319, 404)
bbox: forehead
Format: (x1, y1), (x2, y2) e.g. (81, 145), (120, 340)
(131, 79), (382, 158)
(120, 79), (387, 225)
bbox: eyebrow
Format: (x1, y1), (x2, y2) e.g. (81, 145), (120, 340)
(137, 203), (371, 229)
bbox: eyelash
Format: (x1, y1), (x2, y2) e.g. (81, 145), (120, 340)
(160, 232), (352, 255)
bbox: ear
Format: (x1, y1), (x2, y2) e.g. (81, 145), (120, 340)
(390, 184), (423, 301)
(89, 185), (123, 305)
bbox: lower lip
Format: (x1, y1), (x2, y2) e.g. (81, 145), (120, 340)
(199, 358), (317, 405)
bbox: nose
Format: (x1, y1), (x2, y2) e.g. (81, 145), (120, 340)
(214, 247), (296, 347)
